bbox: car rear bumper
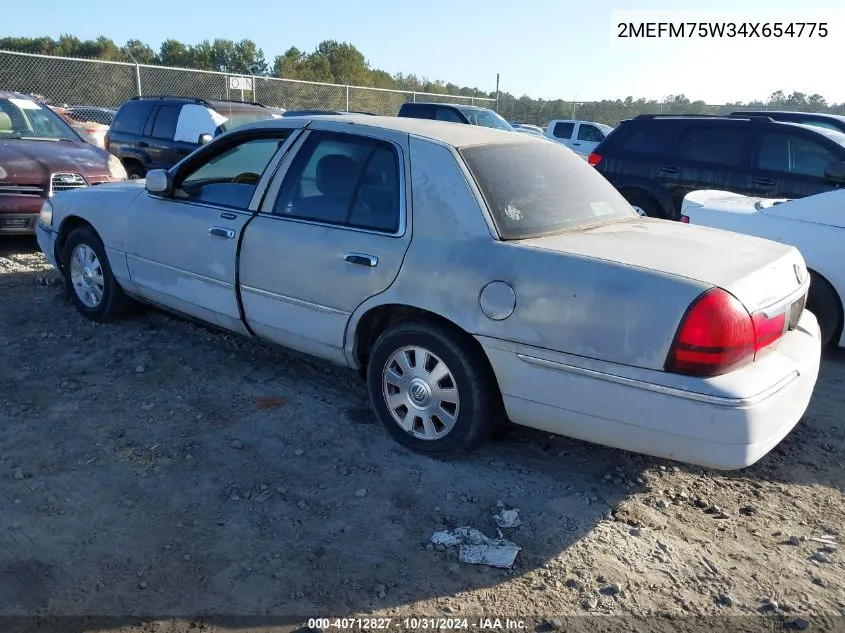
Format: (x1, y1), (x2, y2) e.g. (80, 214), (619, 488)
(478, 310), (821, 470)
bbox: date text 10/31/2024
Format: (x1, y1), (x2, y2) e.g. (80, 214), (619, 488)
(307, 618), (527, 630)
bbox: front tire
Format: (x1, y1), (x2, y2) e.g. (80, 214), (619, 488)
(63, 226), (129, 322)
(366, 319), (502, 458)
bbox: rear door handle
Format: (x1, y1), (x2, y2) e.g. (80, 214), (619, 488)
(344, 252), (378, 267)
(138, 141), (149, 148)
(751, 177), (776, 187)
(208, 226), (236, 239)
(572, 142), (582, 146)
(659, 165), (679, 174)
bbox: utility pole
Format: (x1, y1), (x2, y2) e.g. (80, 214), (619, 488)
(495, 73), (500, 112)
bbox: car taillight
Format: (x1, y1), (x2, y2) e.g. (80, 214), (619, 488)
(587, 152), (602, 166)
(680, 214), (689, 223)
(665, 288), (786, 377)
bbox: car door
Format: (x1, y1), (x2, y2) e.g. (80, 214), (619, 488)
(123, 127), (299, 333)
(238, 124), (411, 364)
(143, 104), (195, 170)
(665, 123), (754, 214)
(549, 121), (575, 149)
(572, 122), (605, 156)
(749, 128), (845, 199)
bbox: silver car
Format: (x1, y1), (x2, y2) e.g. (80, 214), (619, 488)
(36, 115), (821, 470)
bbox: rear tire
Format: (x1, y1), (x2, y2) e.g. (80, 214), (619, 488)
(124, 161), (146, 180)
(63, 226), (129, 322)
(366, 319), (503, 458)
(623, 191), (666, 219)
(807, 271), (842, 347)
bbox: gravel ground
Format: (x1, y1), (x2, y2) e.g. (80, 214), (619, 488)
(1, 236), (844, 633)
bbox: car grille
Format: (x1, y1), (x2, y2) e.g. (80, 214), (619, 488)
(0, 183), (45, 197)
(786, 293), (807, 331)
(51, 173), (87, 193)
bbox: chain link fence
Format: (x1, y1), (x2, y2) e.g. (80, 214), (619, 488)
(0, 49), (496, 116)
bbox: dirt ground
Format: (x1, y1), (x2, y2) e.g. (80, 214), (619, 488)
(1, 236), (844, 633)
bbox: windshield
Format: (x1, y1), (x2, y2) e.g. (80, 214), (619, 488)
(213, 107), (277, 134)
(0, 97), (79, 141)
(460, 108), (515, 131)
(460, 140), (638, 239)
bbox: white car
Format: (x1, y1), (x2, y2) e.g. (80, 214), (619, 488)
(682, 188), (844, 348)
(544, 119), (613, 156)
(36, 115), (821, 470)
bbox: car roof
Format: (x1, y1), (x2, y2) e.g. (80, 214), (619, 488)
(237, 114), (533, 148)
(0, 90), (39, 100)
(732, 110), (845, 121)
(404, 102), (490, 112)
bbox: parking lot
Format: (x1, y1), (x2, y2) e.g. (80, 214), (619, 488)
(1, 235), (844, 630)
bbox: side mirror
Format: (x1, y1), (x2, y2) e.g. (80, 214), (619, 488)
(198, 133), (213, 145)
(145, 169), (173, 196)
(824, 160), (845, 183)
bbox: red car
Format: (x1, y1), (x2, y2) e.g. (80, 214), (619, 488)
(0, 91), (127, 235)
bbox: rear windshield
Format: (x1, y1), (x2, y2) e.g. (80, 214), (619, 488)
(459, 140), (637, 239)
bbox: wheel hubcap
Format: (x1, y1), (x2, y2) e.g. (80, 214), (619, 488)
(382, 345), (460, 440)
(69, 244), (105, 308)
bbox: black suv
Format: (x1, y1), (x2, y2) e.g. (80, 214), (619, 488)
(729, 110), (845, 133)
(590, 114), (845, 219)
(397, 102), (514, 131)
(106, 96), (277, 178)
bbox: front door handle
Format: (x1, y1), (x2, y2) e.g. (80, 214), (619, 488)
(344, 252), (378, 267)
(138, 141), (149, 148)
(660, 165), (680, 174)
(751, 177), (776, 187)
(208, 226), (236, 239)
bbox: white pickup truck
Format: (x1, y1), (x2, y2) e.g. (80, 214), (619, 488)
(545, 119), (613, 157)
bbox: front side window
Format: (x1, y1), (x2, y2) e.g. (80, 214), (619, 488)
(272, 131), (401, 233)
(577, 124), (604, 142)
(757, 132), (842, 177)
(460, 140), (637, 240)
(461, 108), (514, 131)
(174, 134), (289, 208)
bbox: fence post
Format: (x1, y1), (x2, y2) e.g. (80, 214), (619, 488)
(412, 91), (416, 103)
(572, 102), (577, 118)
(134, 63), (142, 97)
(345, 85), (350, 112)
(252, 74), (257, 102)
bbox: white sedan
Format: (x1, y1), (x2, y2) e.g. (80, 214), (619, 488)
(36, 115), (821, 470)
(682, 188), (844, 348)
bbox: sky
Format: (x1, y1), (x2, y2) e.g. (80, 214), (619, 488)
(7, 0), (845, 105)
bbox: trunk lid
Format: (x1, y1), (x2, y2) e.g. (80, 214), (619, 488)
(519, 218), (808, 314)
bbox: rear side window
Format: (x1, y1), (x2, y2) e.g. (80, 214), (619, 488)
(150, 105), (180, 140)
(552, 122), (574, 139)
(460, 141), (636, 240)
(435, 107), (465, 123)
(619, 126), (670, 155)
(677, 127), (746, 166)
(111, 101), (153, 134)
(400, 104), (435, 119)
